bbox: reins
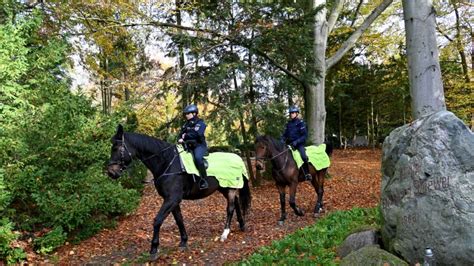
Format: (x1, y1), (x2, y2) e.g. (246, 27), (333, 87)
(256, 142), (290, 173)
(256, 148), (289, 161)
(109, 135), (185, 178)
(141, 144), (176, 162)
(155, 148), (187, 178)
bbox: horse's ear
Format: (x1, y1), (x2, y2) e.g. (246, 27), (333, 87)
(116, 124), (124, 138)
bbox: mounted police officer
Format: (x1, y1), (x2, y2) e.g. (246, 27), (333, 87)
(281, 105), (312, 181)
(178, 104), (209, 190)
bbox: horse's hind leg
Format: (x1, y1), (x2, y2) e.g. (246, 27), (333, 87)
(221, 189), (237, 242)
(234, 196), (245, 231)
(171, 205), (188, 251)
(289, 181), (304, 217)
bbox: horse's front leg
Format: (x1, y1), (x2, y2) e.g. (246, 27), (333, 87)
(289, 181), (304, 217)
(171, 204), (188, 250)
(313, 170), (326, 216)
(150, 198), (180, 261)
(221, 189), (237, 242)
(277, 185), (287, 225)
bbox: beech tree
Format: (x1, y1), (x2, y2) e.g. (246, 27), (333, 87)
(307, 0), (394, 144)
(402, 0), (446, 119)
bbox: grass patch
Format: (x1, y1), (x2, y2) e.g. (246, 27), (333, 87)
(237, 207), (380, 265)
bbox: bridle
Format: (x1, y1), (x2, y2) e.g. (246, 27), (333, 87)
(255, 143), (289, 173)
(107, 135), (133, 171)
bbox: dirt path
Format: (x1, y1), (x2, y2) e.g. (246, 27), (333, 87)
(35, 148), (382, 265)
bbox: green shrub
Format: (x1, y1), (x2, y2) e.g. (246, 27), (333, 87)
(0, 219), (26, 264)
(0, 8), (145, 260)
(0, 170), (11, 214)
(118, 160), (147, 191)
(34, 226), (67, 255)
(239, 207), (381, 265)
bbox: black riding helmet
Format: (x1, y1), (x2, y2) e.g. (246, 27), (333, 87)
(288, 105), (300, 113)
(183, 104), (198, 115)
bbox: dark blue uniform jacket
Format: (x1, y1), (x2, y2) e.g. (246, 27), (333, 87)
(178, 117), (207, 148)
(281, 118), (308, 147)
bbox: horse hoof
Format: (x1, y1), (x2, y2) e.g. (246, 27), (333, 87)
(239, 224), (246, 232)
(277, 220), (284, 226)
(179, 246), (188, 252)
(220, 228), (230, 242)
(314, 207), (323, 214)
(150, 251), (159, 261)
(313, 212), (320, 218)
(296, 210), (305, 216)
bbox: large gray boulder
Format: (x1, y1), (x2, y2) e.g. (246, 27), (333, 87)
(337, 229), (379, 258)
(340, 245), (408, 266)
(381, 111), (474, 265)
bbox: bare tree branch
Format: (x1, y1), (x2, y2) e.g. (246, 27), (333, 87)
(326, 0), (394, 70)
(350, 0), (364, 27)
(69, 13), (307, 89)
(327, 0), (345, 34)
(436, 24), (454, 42)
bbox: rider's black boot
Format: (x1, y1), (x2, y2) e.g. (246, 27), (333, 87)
(303, 162), (312, 181)
(197, 165), (209, 190)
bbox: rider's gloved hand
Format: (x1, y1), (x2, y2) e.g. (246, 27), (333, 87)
(178, 138), (184, 144)
(290, 141), (297, 150)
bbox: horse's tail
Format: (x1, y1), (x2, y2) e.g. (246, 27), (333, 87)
(239, 176), (251, 217)
(325, 141), (334, 157)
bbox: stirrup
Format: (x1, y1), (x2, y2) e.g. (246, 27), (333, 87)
(304, 174), (312, 181)
(199, 178), (209, 190)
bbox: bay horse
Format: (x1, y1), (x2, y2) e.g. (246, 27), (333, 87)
(255, 135), (332, 224)
(107, 125), (251, 261)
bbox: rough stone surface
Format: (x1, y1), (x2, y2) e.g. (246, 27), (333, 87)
(340, 245), (408, 266)
(337, 230), (378, 258)
(381, 111), (474, 265)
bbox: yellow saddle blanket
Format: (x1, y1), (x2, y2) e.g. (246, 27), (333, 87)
(291, 144), (331, 170)
(177, 145), (248, 188)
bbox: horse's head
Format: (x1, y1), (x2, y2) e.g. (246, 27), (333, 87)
(255, 136), (271, 171)
(107, 125), (133, 179)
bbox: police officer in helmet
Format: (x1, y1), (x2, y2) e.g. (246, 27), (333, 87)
(281, 106), (312, 181)
(178, 104), (209, 190)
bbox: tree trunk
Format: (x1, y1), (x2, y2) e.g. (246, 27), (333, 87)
(247, 37), (262, 183)
(247, 32), (259, 139)
(230, 44), (257, 186)
(453, 3), (470, 83)
(471, 30), (473, 72)
(106, 57), (112, 114)
(371, 96), (375, 147)
(123, 71), (130, 101)
(287, 59), (294, 107)
(402, 0), (446, 119)
(367, 112), (370, 146)
(338, 99), (342, 147)
(308, 0), (328, 145)
(239, 117), (258, 186)
(176, 0), (188, 108)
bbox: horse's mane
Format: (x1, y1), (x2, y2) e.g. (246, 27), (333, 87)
(256, 135), (285, 152)
(124, 132), (172, 154)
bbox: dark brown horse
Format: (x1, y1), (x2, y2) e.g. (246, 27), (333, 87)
(255, 135), (332, 224)
(107, 125), (251, 261)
